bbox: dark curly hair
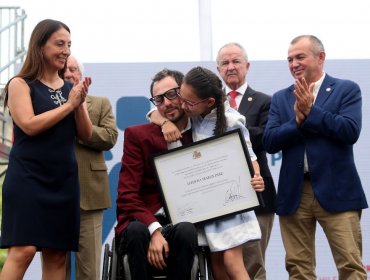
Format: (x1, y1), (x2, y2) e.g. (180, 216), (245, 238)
(150, 68), (184, 96)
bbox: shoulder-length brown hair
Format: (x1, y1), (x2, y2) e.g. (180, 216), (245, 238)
(2, 19), (70, 106)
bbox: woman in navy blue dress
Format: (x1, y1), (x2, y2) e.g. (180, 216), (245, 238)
(0, 19), (92, 279)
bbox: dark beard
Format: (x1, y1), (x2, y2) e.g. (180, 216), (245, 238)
(170, 111), (186, 124)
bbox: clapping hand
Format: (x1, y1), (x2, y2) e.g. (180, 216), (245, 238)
(294, 77), (314, 125)
(79, 76), (92, 104)
(68, 77), (92, 108)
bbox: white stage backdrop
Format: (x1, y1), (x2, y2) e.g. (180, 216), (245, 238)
(24, 60), (370, 279)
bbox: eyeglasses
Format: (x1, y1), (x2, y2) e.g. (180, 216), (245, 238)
(177, 92), (209, 108)
(150, 87), (180, 106)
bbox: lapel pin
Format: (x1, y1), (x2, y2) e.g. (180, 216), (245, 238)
(248, 97), (253, 102)
(326, 87), (331, 92)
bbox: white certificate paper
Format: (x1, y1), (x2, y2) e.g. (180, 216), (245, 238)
(153, 129), (260, 225)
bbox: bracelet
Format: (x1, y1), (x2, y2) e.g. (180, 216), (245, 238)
(161, 120), (168, 127)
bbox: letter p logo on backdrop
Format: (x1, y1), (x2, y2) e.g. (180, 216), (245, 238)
(271, 151), (282, 166)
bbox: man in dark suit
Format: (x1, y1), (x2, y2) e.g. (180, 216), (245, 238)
(115, 69), (197, 280)
(263, 35), (368, 279)
(216, 42), (276, 280)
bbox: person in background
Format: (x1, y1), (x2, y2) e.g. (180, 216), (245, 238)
(115, 69), (198, 280)
(64, 55), (118, 280)
(216, 42), (276, 280)
(177, 66), (264, 280)
(0, 19), (92, 280)
(263, 35), (368, 279)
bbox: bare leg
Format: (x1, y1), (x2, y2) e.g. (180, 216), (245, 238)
(0, 246), (36, 280)
(41, 249), (67, 280)
(210, 251), (230, 280)
(223, 245), (250, 280)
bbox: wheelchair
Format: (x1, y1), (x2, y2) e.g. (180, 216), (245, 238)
(102, 237), (212, 280)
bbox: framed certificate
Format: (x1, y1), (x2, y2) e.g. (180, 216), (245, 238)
(152, 128), (260, 225)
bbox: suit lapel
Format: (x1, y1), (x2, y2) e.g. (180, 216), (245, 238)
(151, 126), (168, 150)
(287, 85), (296, 118)
(238, 87), (255, 114)
(314, 75), (335, 107)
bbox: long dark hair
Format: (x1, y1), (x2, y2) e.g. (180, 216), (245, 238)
(183, 66), (227, 136)
(2, 19), (70, 106)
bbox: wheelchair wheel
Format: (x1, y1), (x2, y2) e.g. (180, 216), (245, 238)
(191, 254), (199, 280)
(122, 254), (131, 280)
(116, 238), (211, 279)
(110, 237), (118, 280)
(198, 246), (213, 280)
(102, 243), (111, 280)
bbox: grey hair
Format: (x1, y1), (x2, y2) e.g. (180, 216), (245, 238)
(76, 57), (84, 76)
(216, 42), (248, 64)
(68, 55), (84, 77)
(290, 35), (325, 55)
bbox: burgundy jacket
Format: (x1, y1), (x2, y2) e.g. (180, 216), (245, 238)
(115, 123), (192, 235)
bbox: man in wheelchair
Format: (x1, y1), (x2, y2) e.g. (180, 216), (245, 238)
(115, 69), (198, 280)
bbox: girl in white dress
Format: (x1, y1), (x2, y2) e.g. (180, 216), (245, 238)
(178, 66), (264, 280)
(148, 67), (265, 280)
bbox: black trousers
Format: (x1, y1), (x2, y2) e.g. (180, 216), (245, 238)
(117, 220), (198, 280)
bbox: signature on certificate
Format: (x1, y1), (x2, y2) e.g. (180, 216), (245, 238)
(224, 177), (244, 204)
(177, 202), (195, 218)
